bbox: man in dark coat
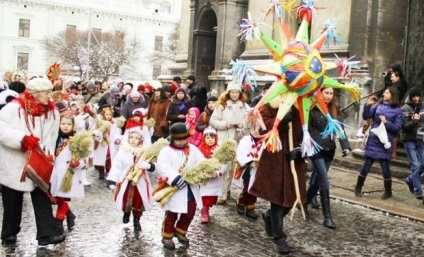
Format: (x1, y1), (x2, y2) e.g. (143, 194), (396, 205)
(186, 75), (207, 111)
(249, 100), (306, 255)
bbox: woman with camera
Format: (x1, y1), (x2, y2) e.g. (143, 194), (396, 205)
(209, 82), (249, 204)
(305, 86), (351, 229)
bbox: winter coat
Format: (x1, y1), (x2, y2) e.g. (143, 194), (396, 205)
(401, 97), (424, 142)
(309, 106), (351, 159)
(166, 95), (192, 125)
(50, 140), (86, 198)
(120, 95), (147, 119)
(362, 101), (402, 160)
(156, 144), (205, 213)
(98, 92), (122, 117)
(93, 120), (122, 166)
(187, 83), (207, 111)
(392, 80), (407, 103)
(83, 90), (103, 105)
(0, 102), (59, 192)
(209, 100), (248, 144)
(186, 107), (202, 146)
(249, 104), (307, 207)
(106, 144), (154, 211)
(147, 97), (171, 138)
(195, 107), (213, 133)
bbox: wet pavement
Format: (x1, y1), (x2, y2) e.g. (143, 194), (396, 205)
(1, 169), (424, 257)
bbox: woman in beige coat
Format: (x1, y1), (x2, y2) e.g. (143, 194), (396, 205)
(209, 82), (249, 204)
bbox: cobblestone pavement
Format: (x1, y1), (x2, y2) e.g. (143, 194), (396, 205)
(1, 171), (424, 257)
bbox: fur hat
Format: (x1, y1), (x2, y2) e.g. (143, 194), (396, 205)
(226, 81), (241, 92)
(130, 91), (140, 98)
(203, 126), (217, 135)
(26, 77), (53, 92)
(170, 122), (189, 139)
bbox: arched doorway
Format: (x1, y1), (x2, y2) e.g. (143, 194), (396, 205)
(193, 9), (217, 87)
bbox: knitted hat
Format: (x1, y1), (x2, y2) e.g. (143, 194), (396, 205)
(170, 122), (189, 139)
(87, 81), (95, 89)
(226, 81), (241, 92)
(187, 75), (196, 82)
(123, 85), (132, 93)
(207, 96), (218, 103)
(110, 87), (120, 94)
(137, 84), (145, 91)
(145, 84), (153, 92)
(175, 87), (186, 95)
(8, 81), (26, 94)
(26, 77), (53, 92)
(130, 91), (140, 98)
(409, 87), (421, 99)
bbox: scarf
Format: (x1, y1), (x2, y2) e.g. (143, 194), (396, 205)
(14, 91), (56, 117)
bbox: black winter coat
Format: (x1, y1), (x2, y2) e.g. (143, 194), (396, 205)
(401, 97), (424, 142)
(187, 83), (207, 111)
(166, 95), (193, 125)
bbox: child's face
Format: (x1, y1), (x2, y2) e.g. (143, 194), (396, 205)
(188, 110), (195, 120)
(128, 133), (142, 147)
(133, 116), (141, 122)
(207, 101), (216, 111)
(173, 139), (187, 148)
(60, 117), (73, 134)
(70, 105), (78, 113)
(250, 130), (260, 138)
(204, 134), (216, 146)
(104, 112), (113, 121)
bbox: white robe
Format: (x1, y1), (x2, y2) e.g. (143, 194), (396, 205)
(157, 144), (205, 213)
(233, 135), (263, 189)
(50, 140), (86, 198)
(106, 144), (154, 211)
(93, 121), (122, 166)
(199, 145), (226, 197)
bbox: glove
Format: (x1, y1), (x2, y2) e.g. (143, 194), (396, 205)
(173, 176), (187, 190)
(286, 146), (303, 161)
(108, 184), (116, 191)
(342, 149), (350, 157)
(69, 159), (80, 168)
(93, 130), (103, 142)
(114, 139), (121, 145)
(139, 161), (151, 170)
(20, 135), (40, 152)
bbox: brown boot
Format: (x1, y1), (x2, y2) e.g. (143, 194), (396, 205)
(174, 231), (189, 247)
(161, 237), (175, 250)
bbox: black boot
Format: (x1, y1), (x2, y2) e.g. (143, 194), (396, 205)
(261, 210), (272, 237)
(245, 208), (258, 220)
(310, 195), (321, 209)
(96, 166), (105, 180)
(381, 179), (393, 200)
(133, 217), (141, 231)
(66, 211), (76, 230)
(236, 204), (245, 215)
(123, 212), (130, 224)
(303, 204), (310, 220)
(270, 203), (291, 254)
(354, 176), (366, 197)
(320, 189), (336, 229)
(56, 219), (64, 234)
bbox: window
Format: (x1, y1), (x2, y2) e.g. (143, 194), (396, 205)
(153, 65), (161, 79)
(154, 36), (163, 51)
(19, 19), (30, 37)
(17, 52), (29, 70)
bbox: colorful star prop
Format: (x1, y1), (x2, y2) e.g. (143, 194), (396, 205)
(232, 1), (361, 156)
(46, 62), (61, 84)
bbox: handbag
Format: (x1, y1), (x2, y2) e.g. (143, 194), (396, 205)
(22, 143), (54, 193)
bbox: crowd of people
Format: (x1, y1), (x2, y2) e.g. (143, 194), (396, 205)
(0, 65), (422, 254)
